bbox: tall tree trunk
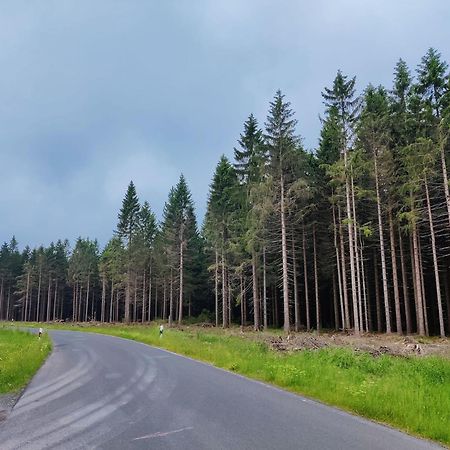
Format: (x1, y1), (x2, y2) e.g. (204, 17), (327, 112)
(313, 223), (320, 332)
(179, 229), (184, 324)
(148, 264), (153, 322)
(133, 274), (138, 322)
(374, 154), (391, 333)
(6, 287), (11, 321)
(24, 271), (30, 322)
(374, 252), (381, 332)
(154, 281), (158, 320)
(333, 272), (339, 330)
(338, 206), (350, 329)
(228, 274), (232, 326)
(292, 231), (300, 332)
(333, 204), (345, 330)
(389, 209), (402, 334)
(215, 249), (219, 327)
(252, 251), (260, 331)
(359, 236), (368, 332)
(417, 233), (429, 336)
(169, 269), (173, 327)
(85, 275), (90, 322)
(398, 231), (412, 334)
(163, 278), (167, 320)
(424, 174), (445, 337)
(439, 128), (450, 228)
(263, 246), (268, 331)
(344, 152), (359, 333)
(351, 173), (363, 332)
(0, 278), (3, 320)
(412, 224), (426, 335)
(101, 277), (106, 323)
(302, 226), (310, 331)
(142, 269), (146, 324)
(109, 281), (114, 323)
(280, 174), (290, 332)
(46, 278), (52, 322)
(36, 267), (42, 322)
(240, 273), (244, 328)
(222, 248), (228, 328)
(53, 280), (58, 321)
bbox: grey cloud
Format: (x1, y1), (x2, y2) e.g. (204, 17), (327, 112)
(0, 0), (449, 248)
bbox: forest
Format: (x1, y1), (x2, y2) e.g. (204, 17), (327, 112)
(1, 48), (450, 337)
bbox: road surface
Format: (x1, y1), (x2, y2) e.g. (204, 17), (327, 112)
(0, 330), (442, 449)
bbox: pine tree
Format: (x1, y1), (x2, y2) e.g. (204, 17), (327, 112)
(265, 90), (301, 332)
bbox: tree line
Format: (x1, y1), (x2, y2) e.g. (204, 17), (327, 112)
(1, 48), (450, 336)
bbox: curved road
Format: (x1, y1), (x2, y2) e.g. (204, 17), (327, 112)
(0, 330), (442, 449)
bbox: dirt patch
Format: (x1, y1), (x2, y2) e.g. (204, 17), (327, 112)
(263, 332), (450, 358)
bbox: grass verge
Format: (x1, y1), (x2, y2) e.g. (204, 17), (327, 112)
(11, 322), (450, 445)
(0, 326), (52, 394)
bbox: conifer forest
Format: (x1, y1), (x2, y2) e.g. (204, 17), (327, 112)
(2, 48), (450, 337)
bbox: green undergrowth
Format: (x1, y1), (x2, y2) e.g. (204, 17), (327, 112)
(0, 326), (52, 394)
(10, 322), (450, 445)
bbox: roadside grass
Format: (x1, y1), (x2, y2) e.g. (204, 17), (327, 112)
(0, 326), (52, 394)
(10, 322), (450, 445)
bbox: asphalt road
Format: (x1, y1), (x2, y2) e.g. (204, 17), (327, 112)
(0, 330), (442, 450)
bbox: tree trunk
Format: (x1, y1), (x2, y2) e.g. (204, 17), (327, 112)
(263, 246), (268, 331)
(24, 271), (30, 322)
(169, 269), (173, 327)
(85, 275), (90, 322)
(280, 175), (290, 332)
(133, 274), (138, 322)
(412, 224), (426, 335)
(439, 130), (450, 228)
(333, 204), (345, 330)
(351, 172), (363, 332)
(417, 233), (429, 336)
(53, 280), (58, 321)
(424, 174), (445, 337)
(374, 154), (391, 333)
(240, 273), (244, 328)
(46, 278), (52, 322)
(179, 228), (184, 324)
(292, 231), (300, 332)
(148, 263), (152, 322)
(252, 251), (260, 330)
(359, 236), (368, 332)
(36, 267), (42, 322)
(142, 269), (146, 324)
(215, 249), (219, 327)
(374, 252), (381, 332)
(344, 151), (359, 333)
(389, 209), (402, 334)
(313, 223), (320, 332)
(163, 278), (167, 320)
(109, 281), (114, 323)
(125, 270), (131, 323)
(398, 231), (412, 334)
(333, 272), (339, 330)
(302, 226), (310, 331)
(222, 248), (228, 328)
(338, 206), (350, 329)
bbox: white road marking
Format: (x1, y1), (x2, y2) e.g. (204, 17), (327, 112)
(134, 426), (194, 440)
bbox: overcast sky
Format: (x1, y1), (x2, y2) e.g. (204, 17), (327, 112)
(1, 1), (449, 250)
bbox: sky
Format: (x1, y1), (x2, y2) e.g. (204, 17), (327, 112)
(1, 0), (449, 250)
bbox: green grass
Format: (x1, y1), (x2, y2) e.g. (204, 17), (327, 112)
(10, 322), (450, 445)
(0, 327), (52, 394)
